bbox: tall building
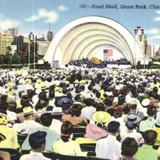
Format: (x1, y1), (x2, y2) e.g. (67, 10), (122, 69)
(28, 32), (35, 41)
(21, 42), (28, 56)
(16, 35), (24, 53)
(148, 44), (160, 58)
(0, 34), (14, 55)
(134, 26), (148, 55)
(37, 40), (50, 56)
(135, 27), (160, 58)
(47, 31), (54, 41)
(7, 28), (18, 37)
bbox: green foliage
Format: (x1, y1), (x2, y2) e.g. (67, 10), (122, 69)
(12, 53), (22, 64)
(137, 60), (141, 66)
(6, 46), (12, 53)
(0, 55), (4, 64)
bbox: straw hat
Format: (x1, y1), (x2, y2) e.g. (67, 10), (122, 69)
(23, 106), (33, 115)
(92, 111), (111, 123)
(0, 113), (7, 125)
(25, 79), (32, 84)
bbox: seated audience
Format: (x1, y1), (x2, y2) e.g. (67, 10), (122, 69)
(53, 121), (87, 156)
(139, 106), (156, 132)
(20, 131), (50, 160)
(22, 113), (60, 152)
(13, 106), (41, 134)
(119, 137), (138, 160)
(0, 113), (19, 149)
(95, 121), (121, 159)
(0, 133), (10, 160)
(135, 130), (159, 160)
(121, 114), (143, 144)
(62, 104), (88, 126)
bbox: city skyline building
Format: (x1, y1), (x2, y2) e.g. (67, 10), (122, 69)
(16, 35), (24, 54)
(7, 28), (18, 37)
(47, 31), (54, 41)
(0, 33), (14, 55)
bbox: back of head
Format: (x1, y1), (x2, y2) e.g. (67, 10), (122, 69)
(147, 106), (156, 117)
(121, 137), (138, 157)
(40, 113), (52, 127)
(107, 121), (120, 134)
(70, 103), (82, 117)
(118, 95), (126, 105)
(126, 122), (136, 130)
(61, 121), (73, 142)
(143, 130), (157, 145)
(29, 131), (47, 151)
(123, 104), (131, 114)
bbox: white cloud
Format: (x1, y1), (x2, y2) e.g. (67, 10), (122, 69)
(145, 28), (160, 35)
(147, 35), (160, 44)
(154, 11), (160, 21)
(148, 35), (160, 40)
(26, 15), (39, 22)
(156, 11), (160, 14)
(25, 8), (58, 23)
(154, 16), (160, 21)
(0, 19), (21, 30)
(58, 5), (69, 12)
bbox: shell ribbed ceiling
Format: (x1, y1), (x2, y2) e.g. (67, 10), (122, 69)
(58, 23), (133, 64)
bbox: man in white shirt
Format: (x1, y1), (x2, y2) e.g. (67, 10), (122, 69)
(95, 121), (121, 160)
(13, 106), (41, 134)
(20, 131), (50, 160)
(120, 114), (143, 144)
(139, 106), (156, 132)
(49, 107), (63, 135)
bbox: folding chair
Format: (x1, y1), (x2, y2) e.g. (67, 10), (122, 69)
(72, 125), (86, 140)
(17, 134), (28, 146)
(80, 143), (96, 156)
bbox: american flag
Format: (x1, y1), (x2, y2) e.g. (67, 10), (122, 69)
(103, 49), (113, 57)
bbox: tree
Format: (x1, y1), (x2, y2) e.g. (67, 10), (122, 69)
(12, 53), (22, 64)
(6, 46), (12, 54)
(137, 60), (141, 66)
(3, 52), (12, 64)
(29, 41), (38, 63)
(0, 55), (4, 64)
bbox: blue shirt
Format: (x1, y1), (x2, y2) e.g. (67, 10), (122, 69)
(22, 126), (60, 152)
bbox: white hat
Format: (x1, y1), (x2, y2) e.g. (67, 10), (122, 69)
(105, 91), (113, 96)
(126, 98), (137, 105)
(81, 106), (96, 120)
(52, 107), (62, 115)
(141, 98), (150, 107)
(19, 79), (25, 84)
(48, 100), (55, 107)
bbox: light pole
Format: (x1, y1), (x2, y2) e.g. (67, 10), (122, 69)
(33, 38), (36, 69)
(134, 29), (137, 70)
(28, 32), (37, 69)
(28, 40), (30, 68)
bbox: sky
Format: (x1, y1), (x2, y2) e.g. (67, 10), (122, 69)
(0, 0), (160, 44)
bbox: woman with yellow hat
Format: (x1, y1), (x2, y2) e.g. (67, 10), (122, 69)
(0, 113), (19, 149)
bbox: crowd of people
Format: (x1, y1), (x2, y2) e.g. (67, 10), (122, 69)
(0, 67), (160, 160)
(68, 58), (131, 68)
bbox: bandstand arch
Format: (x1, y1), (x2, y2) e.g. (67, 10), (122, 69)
(44, 16), (146, 67)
